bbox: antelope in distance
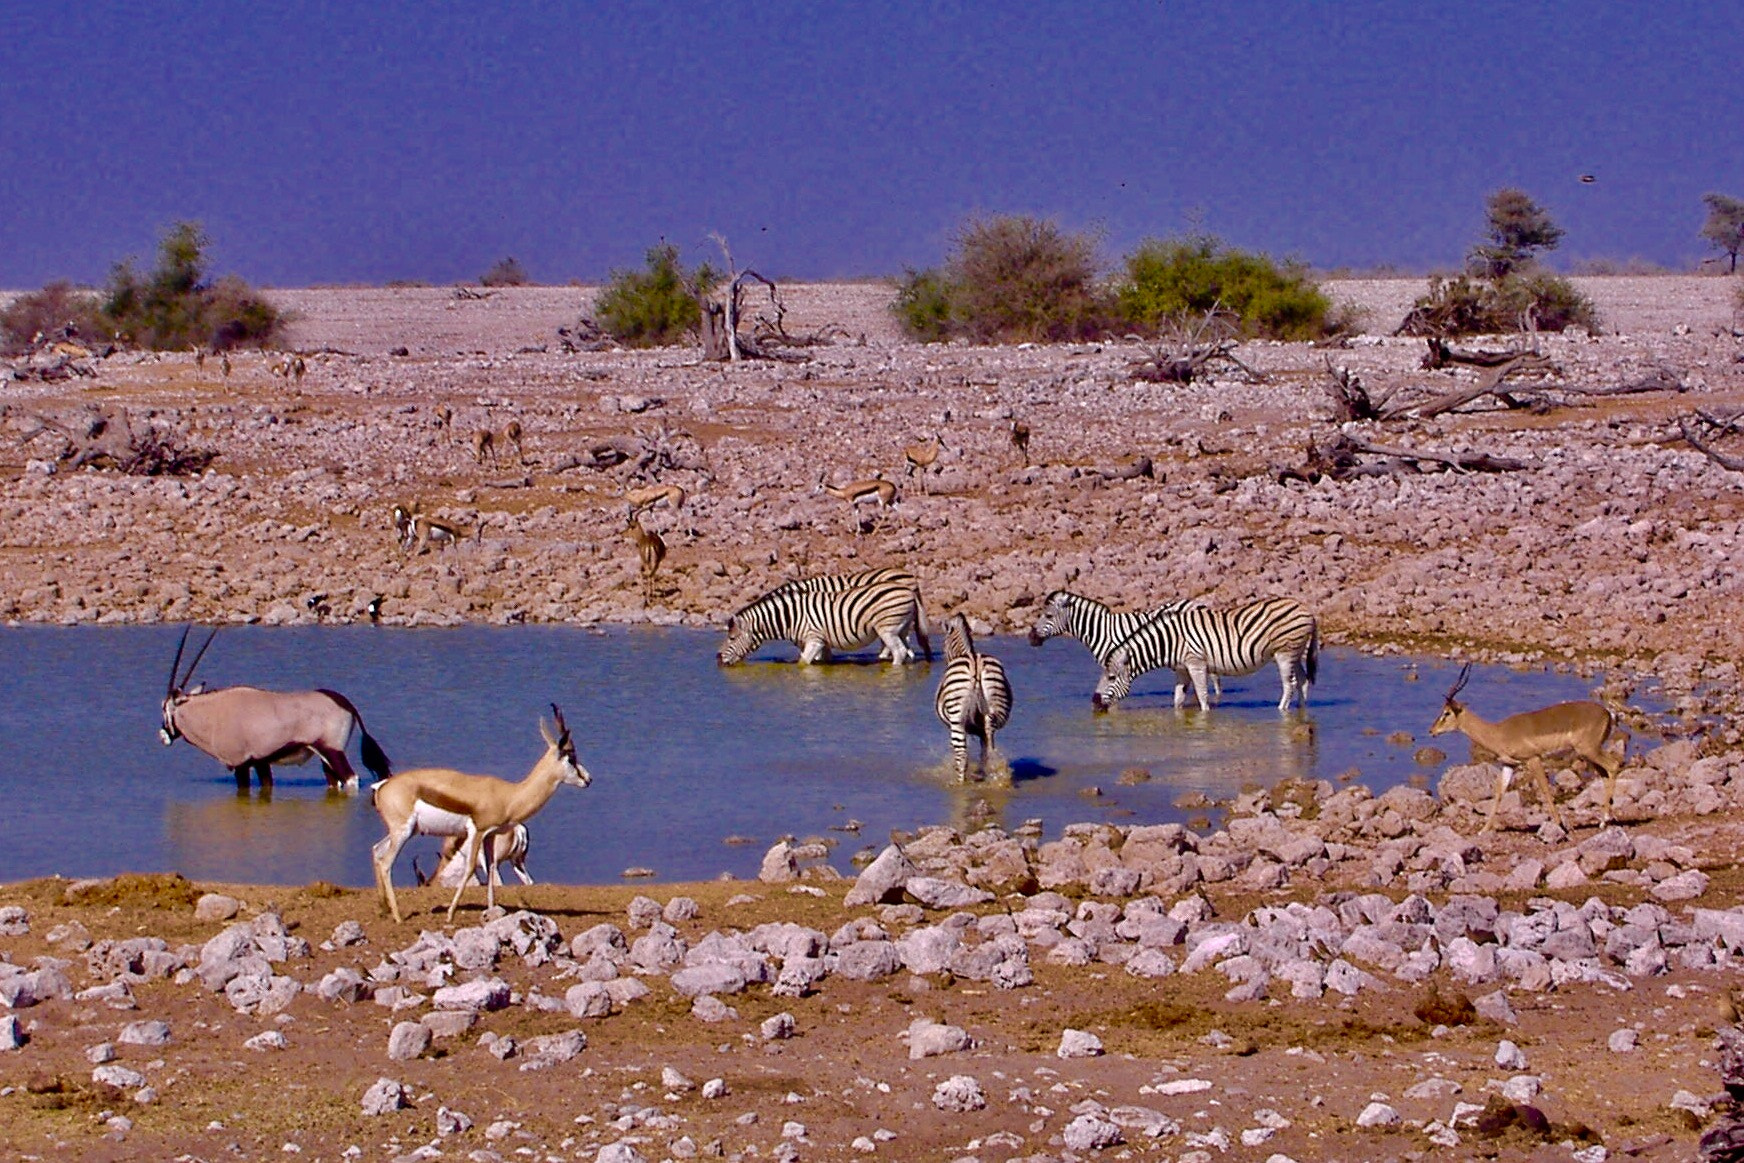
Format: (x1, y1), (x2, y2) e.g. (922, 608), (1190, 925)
(159, 627), (392, 791)
(625, 482), (687, 516)
(413, 823), (533, 890)
(627, 514), (666, 605)
(393, 503), (473, 554)
(934, 614), (1013, 783)
(816, 471), (897, 533)
(1009, 417), (1031, 466)
(371, 704), (591, 923)
(1429, 662), (1627, 833)
(904, 435), (946, 493)
(471, 427), (497, 466)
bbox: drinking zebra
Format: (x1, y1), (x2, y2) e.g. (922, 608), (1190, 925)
(934, 614), (1013, 782)
(717, 581), (929, 665)
(772, 568), (931, 659)
(1028, 589), (1217, 702)
(1092, 597), (1319, 712)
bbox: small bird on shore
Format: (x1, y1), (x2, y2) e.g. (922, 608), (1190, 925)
(366, 595), (384, 624)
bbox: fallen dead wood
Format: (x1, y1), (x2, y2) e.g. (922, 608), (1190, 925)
(1321, 360), (1403, 422)
(1094, 455), (1156, 482)
(1129, 304), (1266, 385)
(1420, 337), (1536, 369)
(1679, 411), (1744, 472)
(1279, 433), (1529, 484)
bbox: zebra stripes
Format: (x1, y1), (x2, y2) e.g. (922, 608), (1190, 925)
(716, 581), (928, 666)
(934, 615), (1013, 782)
(1092, 597), (1319, 712)
(1028, 589), (1216, 702)
(768, 568), (931, 660)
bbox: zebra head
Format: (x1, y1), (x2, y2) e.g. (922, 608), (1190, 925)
(1027, 590), (1075, 647)
(1091, 647), (1135, 711)
(716, 615), (759, 666)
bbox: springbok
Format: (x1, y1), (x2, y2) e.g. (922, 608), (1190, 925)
(627, 515), (666, 605)
(817, 472), (897, 533)
(1429, 662), (1626, 832)
(371, 704), (590, 923)
(904, 436), (945, 493)
(626, 482), (687, 515)
(393, 503), (472, 554)
(1009, 418), (1031, 466)
(159, 627), (392, 791)
(413, 824), (533, 890)
(471, 428), (497, 466)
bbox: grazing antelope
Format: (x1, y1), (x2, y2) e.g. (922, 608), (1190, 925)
(817, 472), (897, 533)
(434, 404), (453, 428)
(1429, 663), (1626, 832)
(159, 627), (392, 790)
(1010, 418), (1031, 466)
(471, 427), (497, 466)
(414, 823), (533, 890)
(934, 615), (1013, 782)
(371, 704), (591, 923)
(626, 482), (687, 515)
(393, 504), (472, 554)
(627, 514), (666, 605)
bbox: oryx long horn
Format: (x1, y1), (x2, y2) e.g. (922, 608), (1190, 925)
(180, 626), (219, 690)
(167, 625), (192, 697)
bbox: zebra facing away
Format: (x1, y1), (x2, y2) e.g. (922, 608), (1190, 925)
(1027, 589), (1218, 702)
(771, 568), (931, 660)
(1092, 597), (1319, 712)
(717, 582), (929, 666)
(934, 614), (1013, 782)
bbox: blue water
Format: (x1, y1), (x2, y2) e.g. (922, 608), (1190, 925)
(0, 626), (1602, 887)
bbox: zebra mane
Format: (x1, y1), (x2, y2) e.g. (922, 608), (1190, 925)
(944, 614), (975, 661)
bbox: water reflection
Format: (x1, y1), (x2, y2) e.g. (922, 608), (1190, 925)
(0, 626), (1608, 886)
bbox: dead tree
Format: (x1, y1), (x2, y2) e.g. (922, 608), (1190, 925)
(1129, 304), (1266, 385)
(1279, 433), (1528, 484)
(1322, 359), (1404, 422)
(1679, 409), (1744, 472)
(698, 235), (813, 363)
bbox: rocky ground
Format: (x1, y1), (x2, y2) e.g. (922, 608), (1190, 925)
(3, 276), (1744, 1161)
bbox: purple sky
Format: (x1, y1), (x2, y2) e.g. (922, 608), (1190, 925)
(3, 1), (1740, 287)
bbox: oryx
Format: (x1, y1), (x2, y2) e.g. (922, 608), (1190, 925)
(159, 626), (393, 791)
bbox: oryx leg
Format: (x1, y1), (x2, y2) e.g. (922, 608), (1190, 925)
(312, 743), (357, 790)
(1482, 765), (1516, 833)
(232, 764), (251, 790)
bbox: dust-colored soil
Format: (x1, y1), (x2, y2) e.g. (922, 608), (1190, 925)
(3, 277), (1744, 1161)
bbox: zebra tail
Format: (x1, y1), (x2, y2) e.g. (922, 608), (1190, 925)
(913, 587), (933, 660)
(1305, 625), (1320, 686)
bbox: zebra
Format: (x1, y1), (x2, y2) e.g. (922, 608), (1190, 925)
(772, 568), (931, 659)
(934, 614), (1013, 782)
(716, 581), (929, 666)
(1028, 589), (1217, 701)
(1092, 597), (1318, 712)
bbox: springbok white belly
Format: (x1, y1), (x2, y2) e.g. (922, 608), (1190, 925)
(409, 800), (473, 838)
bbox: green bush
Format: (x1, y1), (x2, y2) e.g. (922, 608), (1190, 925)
(0, 281), (106, 355)
(892, 267), (954, 343)
(480, 257), (529, 287)
(1399, 272), (1600, 336)
(1115, 235), (1332, 340)
(102, 222), (283, 351)
(594, 243), (718, 347)
(891, 215), (1108, 344)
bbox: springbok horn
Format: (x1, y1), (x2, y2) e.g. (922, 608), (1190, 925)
(167, 625), (191, 697)
(550, 703), (570, 746)
(181, 626), (220, 690)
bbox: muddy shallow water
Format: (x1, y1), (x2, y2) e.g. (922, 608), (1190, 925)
(0, 626), (1602, 886)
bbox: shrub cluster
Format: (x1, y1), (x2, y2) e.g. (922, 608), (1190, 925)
(480, 257), (529, 287)
(0, 281), (107, 356)
(894, 217), (1336, 344)
(1400, 190), (1599, 337)
(101, 222), (284, 351)
(594, 243), (718, 347)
